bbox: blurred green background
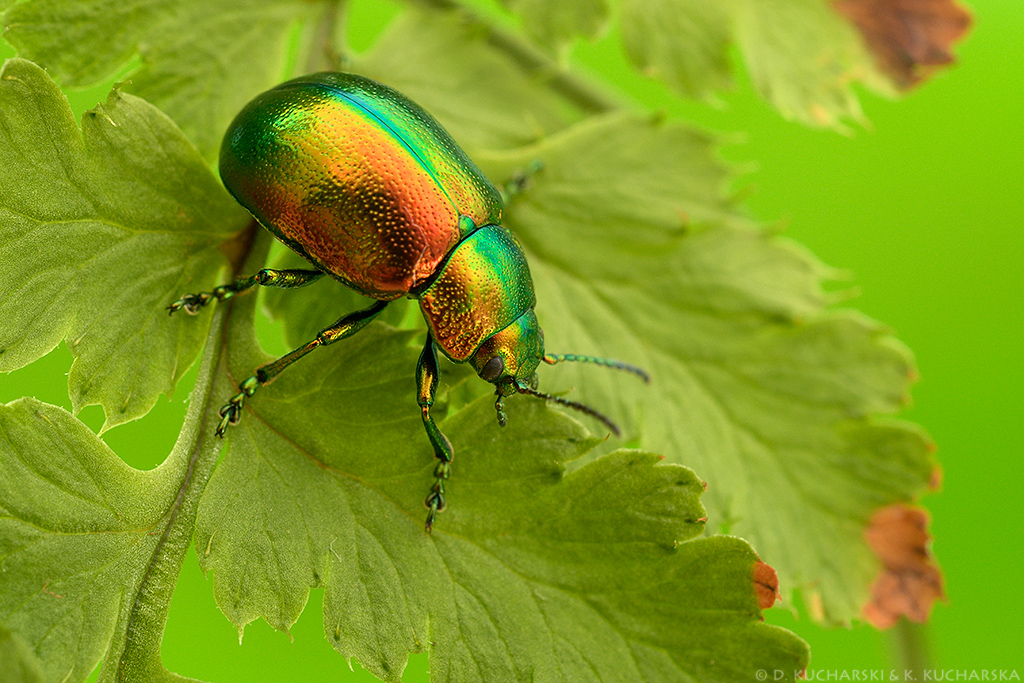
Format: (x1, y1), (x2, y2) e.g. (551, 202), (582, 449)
(1, 0), (1020, 679)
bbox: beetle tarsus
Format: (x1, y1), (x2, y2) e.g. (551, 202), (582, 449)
(424, 487), (446, 534)
(424, 498), (440, 535)
(167, 292), (212, 315)
(167, 286), (238, 315)
(494, 394), (507, 427)
(213, 376), (260, 437)
(215, 396), (243, 437)
(500, 159), (544, 203)
(215, 412), (233, 437)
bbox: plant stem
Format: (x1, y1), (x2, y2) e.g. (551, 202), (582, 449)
(892, 619), (932, 679)
(102, 233), (274, 682)
(103, 308), (229, 682)
(405, 0), (622, 114)
(306, 0), (347, 73)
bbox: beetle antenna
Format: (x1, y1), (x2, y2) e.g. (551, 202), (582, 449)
(514, 382), (621, 437)
(543, 354), (650, 383)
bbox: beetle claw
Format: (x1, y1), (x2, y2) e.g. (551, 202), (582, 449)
(424, 490), (446, 534)
(215, 413), (232, 437)
(167, 292), (210, 315)
(214, 389), (250, 437)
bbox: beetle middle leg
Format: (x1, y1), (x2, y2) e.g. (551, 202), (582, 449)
(416, 335), (454, 534)
(168, 268), (324, 314)
(216, 299), (388, 436)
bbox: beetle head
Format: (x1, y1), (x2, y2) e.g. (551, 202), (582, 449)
(474, 310), (650, 436)
(471, 309), (543, 394)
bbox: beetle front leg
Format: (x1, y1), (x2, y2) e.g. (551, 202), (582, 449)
(416, 335), (454, 534)
(169, 268), (325, 315)
(216, 299), (388, 436)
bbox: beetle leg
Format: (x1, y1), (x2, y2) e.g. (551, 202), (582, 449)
(168, 268), (324, 315)
(499, 159), (544, 204)
(416, 335), (454, 534)
(215, 299), (388, 436)
(494, 391), (507, 427)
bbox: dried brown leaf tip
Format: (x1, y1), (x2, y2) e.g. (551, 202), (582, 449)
(862, 504), (945, 628)
(833, 0), (973, 88)
(753, 560), (781, 610)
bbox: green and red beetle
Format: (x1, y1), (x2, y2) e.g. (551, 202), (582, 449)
(170, 72), (647, 531)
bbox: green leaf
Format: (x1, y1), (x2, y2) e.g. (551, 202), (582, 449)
(0, 59), (246, 429)
(0, 622), (45, 683)
(731, 0), (871, 127)
(473, 113), (936, 622)
(0, 309), (229, 683)
(0, 0), (946, 675)
(1, 0), (322, 157)
(0, 400), (187, 682)
(352, 9), (576, 150)
(0, 0), (164, 84)
(620, 0), (732, 98)
(620, 0), (876, 128)
(499, 0), (610, 54)
(194, 300), (808, 682)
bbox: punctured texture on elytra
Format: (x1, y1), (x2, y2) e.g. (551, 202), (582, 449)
(219, 72), (503, 300)
(419, 225), (537, 362)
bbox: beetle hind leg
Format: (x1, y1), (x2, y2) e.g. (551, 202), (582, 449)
(499, 159), (544, 205)
(168, 268), (324, 314)
(214, 299), (388, 436)
(416, 335), (455, 534)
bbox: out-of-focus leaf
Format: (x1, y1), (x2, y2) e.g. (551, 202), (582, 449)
(1, 0), (165, 84)
(194, 307), (809, 682)
(474, 113), (936, 622)
(353, 8), (576, 151)
(0, 59), (246, 429)
(833, 0), (972, 89)
(0, 622), (45, 683)
(619, 0), (967, 128)
(1, 0), (323, 157)
(862, 504), (945, 628)
(620, 0), (732, 99)
(499, 0), (610, 54)
(731, 0), (870, 127)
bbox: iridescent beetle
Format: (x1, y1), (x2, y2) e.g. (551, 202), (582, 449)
(170, 73), (648, 531)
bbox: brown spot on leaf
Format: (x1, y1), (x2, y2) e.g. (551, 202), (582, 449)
(753, 560), (781, 610)
(833, 0), (972, 88)
(862, 504), (945, 628)
(41, 581), (64, 598)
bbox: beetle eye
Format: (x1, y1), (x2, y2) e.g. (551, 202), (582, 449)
(480, 356), (505, 382)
